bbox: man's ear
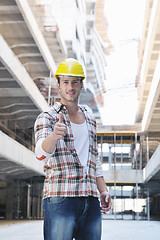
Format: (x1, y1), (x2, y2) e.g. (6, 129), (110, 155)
(57, 82), (60, 91)
(81, 82), (83, 89)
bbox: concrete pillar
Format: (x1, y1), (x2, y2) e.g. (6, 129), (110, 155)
(146, 136), (149, 164)
(114, 132), (116, 220)
(37, 185), (41, 219)
(48, 71), (52, 105)
(114, 182), (116, 220)
(133, 195), (135, 220)
(140, 142), (142, 170)
(16, 180), (20, 219)
(120, 136), (123, 169)
(147, 189), (150, 221)
(108, 145), (112, 170)
(27, 184), (31, 219)
(40, 197), (44, 219)
(136, 183), (139, 220)
(114, 132), (116, 167)
(100, 136), (103, 163)
(31, 130), (35, 151)
(121, 186), (123, 220)
(135, 132), (137, 169)
(5, 183), (13, 219)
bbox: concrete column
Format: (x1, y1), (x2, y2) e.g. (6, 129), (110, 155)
(16, 180), (20, 219)
(147, 189), (150, 221)
(27, 184), (31, 219)
(37, 185), (41, 219)
(121, 186), (123, 220)
(114, 132), (116, 220)
(121, 136), (123, 169)
(31, 130), (35, 151)
(136, 183), (139, 220)
(48, 71), (52, 105)
(114, 132), (116, 167)
(40, 197), (44, 219)
(140, 142), (142, 170)
(114, 181), (116, 220)
(5, 183), (13, 219)
(133, 195), (135, 220)
(146, 136), (149, 164)
(100, 136), (103, 163)
(135, 132), (137, 169)
(108, 145), (112, 170)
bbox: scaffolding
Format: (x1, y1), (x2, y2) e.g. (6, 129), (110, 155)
(97, 130), (152, 220)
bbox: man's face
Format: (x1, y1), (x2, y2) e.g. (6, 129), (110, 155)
(57, 77), (83, 104)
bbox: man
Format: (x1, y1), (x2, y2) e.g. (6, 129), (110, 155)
(34, 58), (111, 240)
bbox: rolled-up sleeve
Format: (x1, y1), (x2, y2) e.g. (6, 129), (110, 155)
(34, 112), (55, 161)
(96, 155), (103, 177)
(35, 138), (54, 162)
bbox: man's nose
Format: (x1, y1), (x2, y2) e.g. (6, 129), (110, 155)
(68, 81), (74, 88)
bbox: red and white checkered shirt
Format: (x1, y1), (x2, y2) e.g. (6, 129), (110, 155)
(34, 102), (102, 198)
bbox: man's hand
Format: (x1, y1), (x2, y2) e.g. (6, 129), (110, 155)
(100, 191), (112, 212)
(53, 112), (67, 140)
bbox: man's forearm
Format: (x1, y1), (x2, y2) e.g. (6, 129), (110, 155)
(42, 133), (57, 154)
(96, 176), (108, 194)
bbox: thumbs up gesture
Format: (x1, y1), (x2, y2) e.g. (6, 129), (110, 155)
(58, 112), (63, 123)
(53, 112), (67, 140)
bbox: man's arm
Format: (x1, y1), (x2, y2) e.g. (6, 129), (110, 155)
(34, 112), (66, 161)
(42, 112), (66, 154)
(96, 176), (112, 212)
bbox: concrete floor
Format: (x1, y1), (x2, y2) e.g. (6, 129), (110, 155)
(0, 219), (160, 240)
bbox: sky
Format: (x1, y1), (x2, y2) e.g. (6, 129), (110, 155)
(100, 0), (146, 125)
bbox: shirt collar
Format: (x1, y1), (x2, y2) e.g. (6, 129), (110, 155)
(53, 102), (66, 113)
(53, 102), (89, 117)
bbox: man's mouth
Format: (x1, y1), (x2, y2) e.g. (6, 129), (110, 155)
(67, 91), (75, 96)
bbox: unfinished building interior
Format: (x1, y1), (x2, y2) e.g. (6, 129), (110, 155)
(0, 0), (160, 222)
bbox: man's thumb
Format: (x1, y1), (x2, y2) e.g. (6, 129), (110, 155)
(105, 194), (109, 203)
(59, 112), (63, 123)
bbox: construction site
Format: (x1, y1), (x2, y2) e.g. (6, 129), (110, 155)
(0, 0), (160, 239)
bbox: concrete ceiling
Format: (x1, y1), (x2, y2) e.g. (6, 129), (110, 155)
(0, 0), (66, 179)
(136, 0), (160, 134)
(135, 0), (160, 195)
(0, 0), (66, 131)
(0, 0), (102, 179)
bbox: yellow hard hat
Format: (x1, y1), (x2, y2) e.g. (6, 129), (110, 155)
(55, 58), (85, 80)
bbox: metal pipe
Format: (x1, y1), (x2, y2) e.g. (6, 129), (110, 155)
(146, 135), (149, 164)
(121, 135), (123, 169)
(135, 132), (137, 169)
(101, 136), (103, 163)
(140, 142), (142, 170)
(114, 131), (116, 220)
(48, 71), (52, 105)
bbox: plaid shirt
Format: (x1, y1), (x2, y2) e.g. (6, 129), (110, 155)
(34, 102), (102, 198)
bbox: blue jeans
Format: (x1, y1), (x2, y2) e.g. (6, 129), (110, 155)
(43, 196), (102, 240)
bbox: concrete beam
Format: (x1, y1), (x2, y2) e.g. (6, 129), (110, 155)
(143, 144), (160, 182)
(138, 0), (160, 112)
(0, 131), (44, 176)
(103, 169), (143, 184)
(0, 88), (27, 97)
(142, 54), (160, 131)
(0, 35), (49, 112)
(15, 0), (57, 74)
